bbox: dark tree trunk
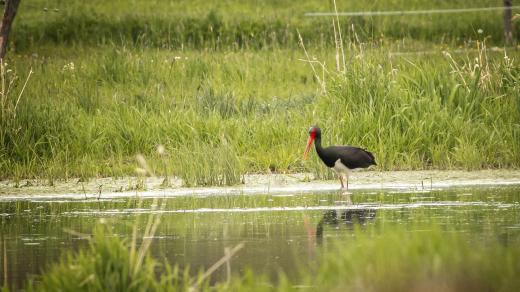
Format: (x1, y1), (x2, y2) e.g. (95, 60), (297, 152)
(503, 0), (513, 44)
(0, 0), (20, 60)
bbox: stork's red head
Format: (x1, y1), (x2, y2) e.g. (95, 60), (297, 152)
(304, 126), (320, 160)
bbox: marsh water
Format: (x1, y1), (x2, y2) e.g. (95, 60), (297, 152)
(1, 185), (520, 289)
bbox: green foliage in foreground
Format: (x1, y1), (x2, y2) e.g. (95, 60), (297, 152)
(307, 228), (520, 292)
(25, 227), (200, 292)
(22, 224), (520, 291)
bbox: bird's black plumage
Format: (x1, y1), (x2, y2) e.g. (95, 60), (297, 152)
(309, 126), (376, 170)
(317, 146), (376, 169)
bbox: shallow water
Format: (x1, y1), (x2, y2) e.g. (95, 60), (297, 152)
(1, 185), (520, 289)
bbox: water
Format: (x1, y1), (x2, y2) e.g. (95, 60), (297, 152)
(1, 185), (520, 289)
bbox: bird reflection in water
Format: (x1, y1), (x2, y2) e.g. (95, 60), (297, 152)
(315, 208), (376, 244)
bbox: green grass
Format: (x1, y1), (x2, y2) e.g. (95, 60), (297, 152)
(303, 226), (520, 292)
(1, 45), (519, 183)
(1, 0), (519, 185)
(24, 225), (204, 292)
(19, 221), (520, 291)
(13, 0), (520, 50)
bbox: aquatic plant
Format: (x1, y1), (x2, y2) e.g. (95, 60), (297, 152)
(307, 226), (520, 291)
(25, 227), (163, 291)
(19, 221), (520, 291)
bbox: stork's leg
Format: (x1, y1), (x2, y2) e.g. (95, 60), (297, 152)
(339, 175), (345, 189)
(341, 173), (352, 196)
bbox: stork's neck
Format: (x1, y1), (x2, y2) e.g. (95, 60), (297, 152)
(314, 135), (325, 157)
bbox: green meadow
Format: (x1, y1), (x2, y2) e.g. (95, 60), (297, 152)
(1, 0), (519, 186)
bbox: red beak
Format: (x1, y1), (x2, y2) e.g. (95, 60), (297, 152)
(303, 132), (315, 160)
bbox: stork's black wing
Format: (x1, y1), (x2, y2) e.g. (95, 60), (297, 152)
(327, 146), (377, 169)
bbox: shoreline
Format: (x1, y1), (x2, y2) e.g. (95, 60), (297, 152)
(1, 169), (520, 201)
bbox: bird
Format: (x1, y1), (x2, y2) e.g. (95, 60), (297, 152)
(303, 126), (376, 191)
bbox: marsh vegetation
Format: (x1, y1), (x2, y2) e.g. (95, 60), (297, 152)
(1, 1), (520, 290)
(1, 0), (519, 185)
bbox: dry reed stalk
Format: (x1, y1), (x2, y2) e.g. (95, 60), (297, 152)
(129, 200), (144, 273)
(63, 228), (92, 240)
(13, 68), (32, 119)
(297, 29), (327, 93)
(190, 242), (245, 291)
(333, 0), (346, 73)
(136, 154), (154, 176)
(443, 51), (469, 90)
(332, 18), (340, 72)
(224, 247), (231, 284)
(3, 238), (7, 287)
(133, 198), (163, 277)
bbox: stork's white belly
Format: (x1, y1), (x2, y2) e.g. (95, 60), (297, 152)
(333, 159), (351, 176)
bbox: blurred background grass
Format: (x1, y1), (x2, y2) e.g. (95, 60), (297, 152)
(0, 0), (519, 184)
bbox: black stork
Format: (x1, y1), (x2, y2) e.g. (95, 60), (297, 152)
(303, 126), (376, 191)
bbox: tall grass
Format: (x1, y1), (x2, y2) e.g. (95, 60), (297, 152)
(0, 62), (33, 181)
(171, 138), (242, 186)
(1, 44), (519, 181)
(313, 40), (520, 171)
(1, 0), (519, 183)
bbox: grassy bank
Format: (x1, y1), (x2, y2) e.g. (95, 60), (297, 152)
(19, 222), (520, 291)
(1, 45), (519, 184)
(1, 0), (519, 184)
